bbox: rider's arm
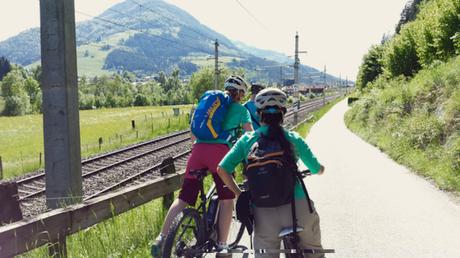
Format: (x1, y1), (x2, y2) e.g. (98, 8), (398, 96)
(190, 132), (196, 142)
(241, 106), (253, 132)
(287, 130), (324, 175)
(242, 122), (253, 132)
(217, 134), (249, 196)
(217, 166), (242, 197)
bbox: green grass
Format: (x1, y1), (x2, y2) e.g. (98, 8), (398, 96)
(77, 31), (136, 77)
(295, 96), (345, 137)
(0, 105), (192, 179)
(77, 44), (112, 77)
(20, 198), (168, 258)
(345, 55), (460, 193)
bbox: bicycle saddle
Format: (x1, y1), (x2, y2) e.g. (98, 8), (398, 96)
(278, 226), (304, 238)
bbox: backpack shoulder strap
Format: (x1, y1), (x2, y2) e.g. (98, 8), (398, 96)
(295, 171), (313, 213)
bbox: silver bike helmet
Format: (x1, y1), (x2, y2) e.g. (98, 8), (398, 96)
(255, 88), (287, 110)
(224, 75), (248, 94)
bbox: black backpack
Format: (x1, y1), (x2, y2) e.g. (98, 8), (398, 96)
(244, 135), (298, 207)
(243, 133), (314, 241)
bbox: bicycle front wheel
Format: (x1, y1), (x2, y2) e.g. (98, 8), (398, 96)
(163, 208), (205, 258)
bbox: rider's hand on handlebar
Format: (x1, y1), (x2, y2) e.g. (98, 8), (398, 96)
(317, 165), (325, 175)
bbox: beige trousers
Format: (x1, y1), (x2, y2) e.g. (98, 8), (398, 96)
(253, 198), (324, 258)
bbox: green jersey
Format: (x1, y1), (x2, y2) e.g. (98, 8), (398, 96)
(219, 125), (321, 199)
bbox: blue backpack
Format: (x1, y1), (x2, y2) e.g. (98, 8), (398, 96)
(191, 90), (233, 141)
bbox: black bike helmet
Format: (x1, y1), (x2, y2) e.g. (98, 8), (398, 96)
(250, 83), (266, 95)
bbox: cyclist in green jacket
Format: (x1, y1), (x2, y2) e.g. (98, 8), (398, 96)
(217, 87), (325, 258)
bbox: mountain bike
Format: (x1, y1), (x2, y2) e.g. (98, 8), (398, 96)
(231, 170), (334, 257)
(161, 168), (245, 257)
(276, 170), (334, 258)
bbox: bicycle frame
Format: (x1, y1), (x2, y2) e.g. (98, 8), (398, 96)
(197, 180), (218, 237)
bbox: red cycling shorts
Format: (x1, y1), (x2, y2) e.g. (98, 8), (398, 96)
(179, 143), (235, 205)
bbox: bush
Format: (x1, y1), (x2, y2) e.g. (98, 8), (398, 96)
(401, 112), (444, 149)
(3, 93), (30, 116)
(134, 94), (151, 106)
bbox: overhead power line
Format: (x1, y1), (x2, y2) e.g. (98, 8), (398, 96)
(234, 0), (268, 30)
(104, 8), (210, 47)
(127, 0), (215, 42)
(75, 10), (212, 54)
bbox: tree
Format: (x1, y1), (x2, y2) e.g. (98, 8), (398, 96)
(1, 70), (30, 115)
(0, 56), (12, 81)
(383, 26), (421, 77)
(24, 77), (41, 112)
(356, 45), (384, 90)
(31, 65), (42, 82)
(189, 67), (233, 101)
(396, 0), (423, 34)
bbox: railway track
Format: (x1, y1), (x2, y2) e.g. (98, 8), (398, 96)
(13, 95), (339, 218)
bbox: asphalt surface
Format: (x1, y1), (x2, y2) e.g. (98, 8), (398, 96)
(234, 99), (460, 258)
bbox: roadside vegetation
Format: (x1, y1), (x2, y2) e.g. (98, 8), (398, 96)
(348, 0), (460, 193)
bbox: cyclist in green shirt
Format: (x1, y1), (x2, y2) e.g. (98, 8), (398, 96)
(217, 87), (325, 258)
(151, 75), (253, 257)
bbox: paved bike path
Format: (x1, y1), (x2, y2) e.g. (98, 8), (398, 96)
(302, 99), (460, 258)
(235, 99), (460, 258)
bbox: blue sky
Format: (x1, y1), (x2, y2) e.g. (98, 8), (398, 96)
(0, 0), (409, 79)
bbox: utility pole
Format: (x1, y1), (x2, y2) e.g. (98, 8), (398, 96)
(293, 32), (307, 125)
(345, 76), (349, 94)
(323, 66), (327, 86)
(40, 0), (81, 256)
(214, 39), (219, 90)
(322, 65), (326, 106)
(293, 32), (308, 84)
(279, 66), (283, 87)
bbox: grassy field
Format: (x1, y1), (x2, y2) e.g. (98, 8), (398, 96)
(19, 100), (341, 258)
(0, 105), (192, 179)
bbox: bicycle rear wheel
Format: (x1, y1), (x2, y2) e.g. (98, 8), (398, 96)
(283, 235), (304, 258)
(163, 208), (205, 258)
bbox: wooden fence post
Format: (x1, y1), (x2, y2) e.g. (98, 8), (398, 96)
(39, 152), (42, 167)
(0, 182), (23, 225)
(160, 157), (176, 209)
(0, 156), (3, 180)
(131, 120), (136, 129)
(48, 234), (67, 258)
(98, 137), (103, 150)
